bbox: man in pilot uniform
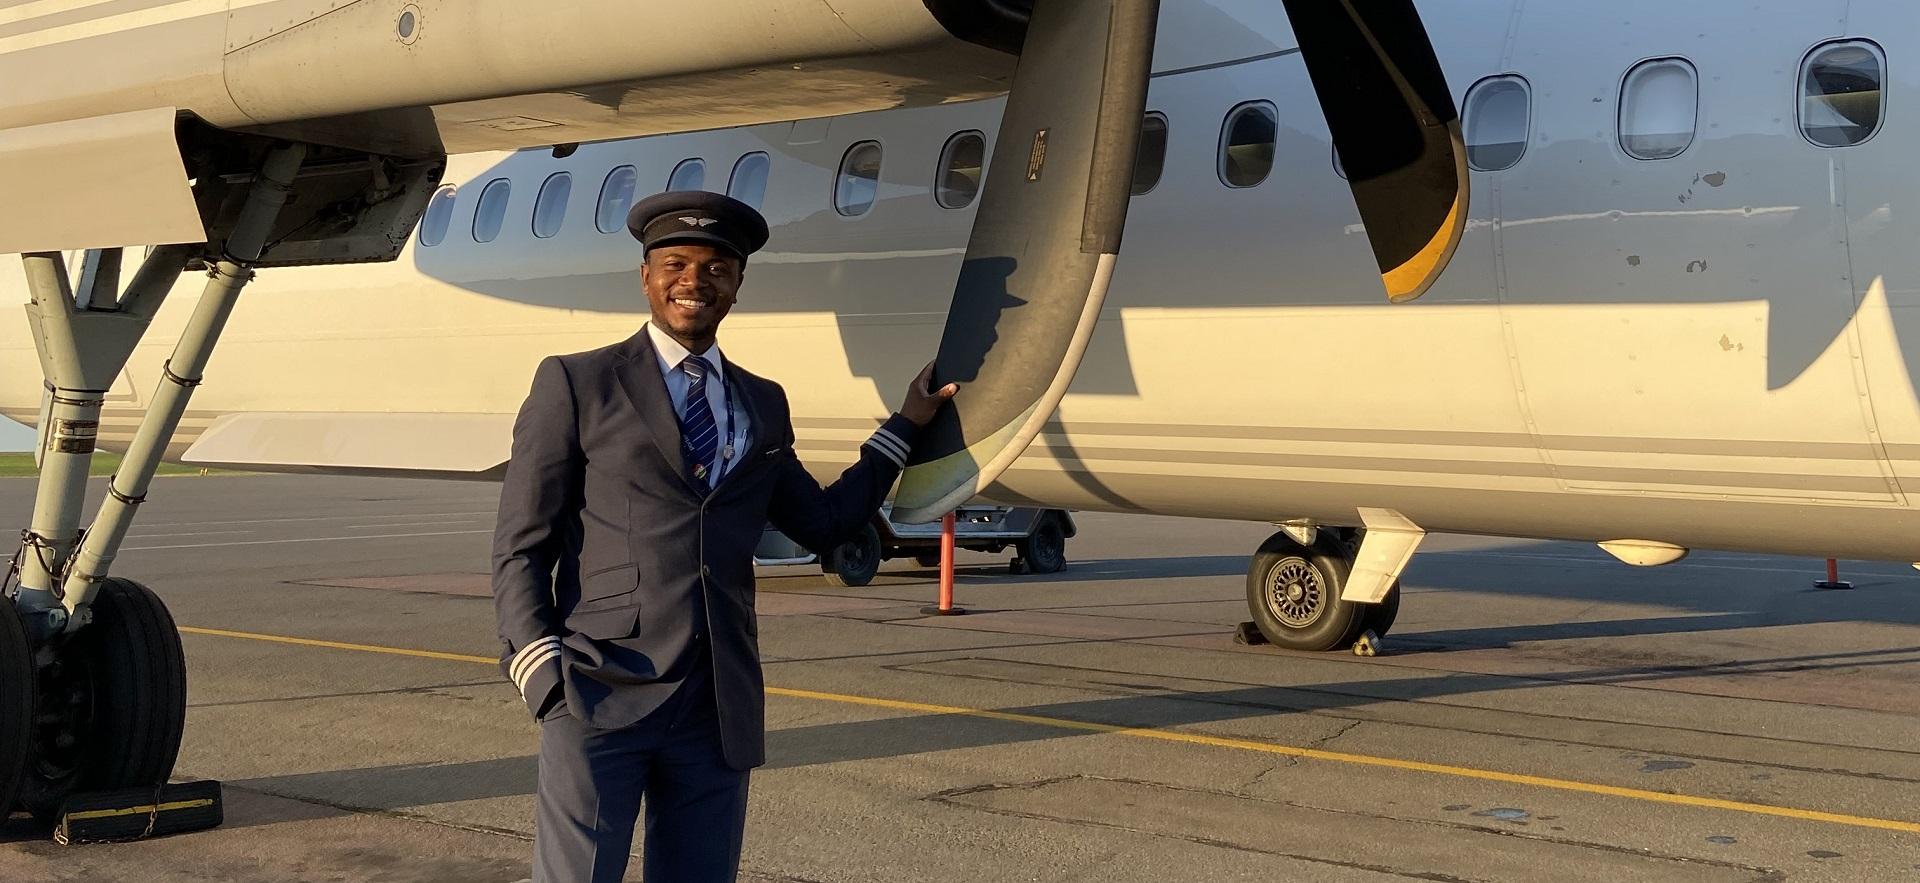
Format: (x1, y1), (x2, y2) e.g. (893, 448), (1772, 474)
(492, 190), (955, 882)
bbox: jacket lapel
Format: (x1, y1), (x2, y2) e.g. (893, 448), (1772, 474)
(612, 330), (698, 495)
(713, 367), (774, 492)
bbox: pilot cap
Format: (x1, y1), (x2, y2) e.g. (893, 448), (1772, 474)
(627, 191), (770, 261)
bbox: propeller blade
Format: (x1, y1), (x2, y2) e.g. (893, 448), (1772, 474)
(1284, 0), (1467, 302)
(891, 0), (1159, 523)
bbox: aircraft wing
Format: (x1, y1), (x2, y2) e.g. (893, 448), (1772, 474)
(0, 0), (1021, 156)
(0, 0), (1023, 259)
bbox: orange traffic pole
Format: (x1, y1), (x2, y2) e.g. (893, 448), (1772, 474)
(1816, 557), (1852, 590)
(921, 511), (967, 615)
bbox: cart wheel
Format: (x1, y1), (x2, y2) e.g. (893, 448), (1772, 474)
(822, 525), (883, 587)
(1017, 515), (1067, 574)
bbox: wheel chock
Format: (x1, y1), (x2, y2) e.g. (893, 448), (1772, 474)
(53, 780), (222, 845)
(1352, 630), (1382, 657)
(1233, 621), (1269, 646)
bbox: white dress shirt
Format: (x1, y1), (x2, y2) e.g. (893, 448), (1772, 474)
(647, 322), (752, 483)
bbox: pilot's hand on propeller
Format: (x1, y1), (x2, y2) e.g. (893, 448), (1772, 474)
(900, 361), (959, 428)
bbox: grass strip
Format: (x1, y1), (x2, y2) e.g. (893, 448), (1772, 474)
(0, 452), (223, 478)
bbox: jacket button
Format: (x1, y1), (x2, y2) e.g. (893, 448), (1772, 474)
(701, 565), (712, 579)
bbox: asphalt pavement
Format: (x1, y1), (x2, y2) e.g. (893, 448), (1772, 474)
(4, 473), (1920, 882)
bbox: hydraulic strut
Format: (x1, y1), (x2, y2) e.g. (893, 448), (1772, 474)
(9, 143), (306, 636)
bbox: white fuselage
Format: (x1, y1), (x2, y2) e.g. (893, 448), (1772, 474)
(6, 0), (1920, 561)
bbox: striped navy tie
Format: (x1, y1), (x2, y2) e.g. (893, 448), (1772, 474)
(679, 355), (719, 489)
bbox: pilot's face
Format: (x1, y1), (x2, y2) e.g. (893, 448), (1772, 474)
(642, 244), (744, 346)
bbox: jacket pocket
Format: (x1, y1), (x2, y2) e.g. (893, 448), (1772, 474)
(566, 604), (640, 640)
(579, 563), (638, 604)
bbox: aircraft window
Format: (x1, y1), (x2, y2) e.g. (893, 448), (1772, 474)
(596, 165), (637, 234)
(1801, 40), (1885, 148)
(836, 140), (883, 217)
(472, 178), (511, 243)
(727, 152), (771, 209)
(1130, 113), (1168, 195)
(936, 131), (986, 209)
(1218, 101), (1277, 188)
(668, 158), (706, 192)
(418, 185), (456, 247)
(1618, 58), (1697, 160)
(1464, 76), (1530, 171)
(532, 172), (572, 239)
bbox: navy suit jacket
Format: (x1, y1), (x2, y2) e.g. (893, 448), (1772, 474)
(491, 328), (917, 769)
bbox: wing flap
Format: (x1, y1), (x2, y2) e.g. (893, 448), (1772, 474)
(182, 412), (513, 479)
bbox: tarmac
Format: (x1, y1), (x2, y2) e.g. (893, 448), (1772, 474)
(4, 473), (1920, 882)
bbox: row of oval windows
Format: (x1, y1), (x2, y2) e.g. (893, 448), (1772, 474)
(419, 39), (1884, 247)
(419, 106), (1249, 248)
(1455, 40), (1886, 172)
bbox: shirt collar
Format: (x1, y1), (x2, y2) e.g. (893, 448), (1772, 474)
(646, 322), (726, 381)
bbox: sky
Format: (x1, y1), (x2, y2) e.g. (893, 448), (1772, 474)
(1, 418), (32, 453)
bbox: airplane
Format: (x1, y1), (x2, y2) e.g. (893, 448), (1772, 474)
(0, 0), (1907, 836)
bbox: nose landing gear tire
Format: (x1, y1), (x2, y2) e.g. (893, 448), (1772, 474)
(19, 577), (187, 821)
(1245, 532), (1379, 652)
(0, 599), (33, 817)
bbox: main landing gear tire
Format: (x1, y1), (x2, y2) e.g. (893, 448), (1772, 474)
(1245, 532), (1395, 652)
(20, 578), (188, 820)
(1361, 581), (1401, 637)
(0, 599), (33, 817)
(823, 525), (884, 588)
(1016, 514), (1068, 575)
(1329, 526), (1400, 640)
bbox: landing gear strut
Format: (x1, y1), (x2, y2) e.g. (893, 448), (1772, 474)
(2, 144), (307, 829)
(1241, 529), (1400, 653)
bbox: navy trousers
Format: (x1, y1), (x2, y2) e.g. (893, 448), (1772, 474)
(533, 667), (751, 883)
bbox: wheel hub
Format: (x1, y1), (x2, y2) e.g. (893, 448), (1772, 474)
(1264, 558), (1323, 628)
(24, 651), (93, 809)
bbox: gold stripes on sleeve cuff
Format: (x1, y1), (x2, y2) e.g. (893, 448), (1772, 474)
(509, 636), (561, 695)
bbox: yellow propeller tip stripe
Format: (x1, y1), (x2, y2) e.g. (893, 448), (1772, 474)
(1380, 190), (1465, 303)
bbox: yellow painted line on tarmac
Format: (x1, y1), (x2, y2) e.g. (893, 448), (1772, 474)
(179, 626), (500, 666)
(179, 625), (1920, 835)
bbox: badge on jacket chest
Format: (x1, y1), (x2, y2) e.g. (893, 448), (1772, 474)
(692, 445), (735, 482)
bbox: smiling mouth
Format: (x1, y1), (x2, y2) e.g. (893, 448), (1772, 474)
(670, 297), (713, 311)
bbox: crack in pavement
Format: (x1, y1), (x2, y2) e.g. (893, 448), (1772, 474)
(928, 775), (1785, 882)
